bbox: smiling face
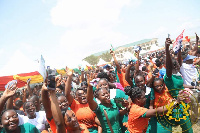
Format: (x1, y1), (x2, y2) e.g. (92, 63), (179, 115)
(136, 91), (146, 107)
(24, 102), (36, 119)
(97, 88), (111, 104)
(64, 110), (79, 131)
(135, 75), (145, 90)
(98, 79), (109, 89)
(57, 95), (69, 110)
(153, 80), (164, 93)
(1, 110), (19, 132)
(76, 89), (87, 104)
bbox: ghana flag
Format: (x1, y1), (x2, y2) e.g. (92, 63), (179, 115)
(0, 51), (46, 91)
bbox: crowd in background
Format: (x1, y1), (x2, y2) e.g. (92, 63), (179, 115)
(0, 34), (200, 133)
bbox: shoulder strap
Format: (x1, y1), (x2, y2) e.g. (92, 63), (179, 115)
(103, 109), (114, 133)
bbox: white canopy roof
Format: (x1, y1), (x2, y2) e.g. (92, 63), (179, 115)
(0, 50), (40, 76)
(97, 58), (106, 66)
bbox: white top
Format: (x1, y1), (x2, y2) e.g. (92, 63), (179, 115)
(18, 111), (47, 131)
(180, 63), (198, 86)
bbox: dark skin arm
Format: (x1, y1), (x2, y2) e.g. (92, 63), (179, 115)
(49, 90), (66, 133)
(86, 74), (98, 111)
(0, 84), (18, 114)
(27, 78), (32, 97)
(110, 49), (121, 74)
(41, 84), (53, 119)
(64, 67), (74, 105)
(145, 91), (185, 118)
(190, 33), (199, 56)
(165, 38), (173, 77)
(125, 62), (134, 87)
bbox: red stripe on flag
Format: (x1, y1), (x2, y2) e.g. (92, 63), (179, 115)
(17, 71), (40, 76)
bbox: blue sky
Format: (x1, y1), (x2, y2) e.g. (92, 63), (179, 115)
(0, 0), (200, 73)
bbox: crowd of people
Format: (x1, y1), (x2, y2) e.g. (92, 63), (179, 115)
(0, 34), (200, 133)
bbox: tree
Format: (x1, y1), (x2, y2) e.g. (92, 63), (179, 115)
(83, 55), (99, 65)
(100, 51), (112, 62)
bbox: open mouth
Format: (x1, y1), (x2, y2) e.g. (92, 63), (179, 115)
(29, 109), (35, 113)
(73, 121), (79, 127)
(9, 122), (17, 128)
(81, 97), (87, 102)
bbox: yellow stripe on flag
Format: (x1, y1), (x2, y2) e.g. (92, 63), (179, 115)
(13, 74), (44, 84)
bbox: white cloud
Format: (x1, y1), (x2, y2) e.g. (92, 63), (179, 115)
(178, 19), (200, 31)
(51, 0), (131, 28)
(48, 0), (143, 68)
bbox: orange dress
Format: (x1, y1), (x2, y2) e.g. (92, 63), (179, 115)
(154, 86), (173, 108)
(124, 103), (149, 133)
(70, 99), (97, 129)
(47, 118), (89, 133)
(117, 71), (130, 88)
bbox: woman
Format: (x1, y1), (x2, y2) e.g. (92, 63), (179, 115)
(0, 84), (40, 133)
(164, 38), (193, 133)
(123, 86), (185, 133)
(87, 75), (129, 133)
(65, 69), (101, 133)
(41, 83), (69, 133)
(147, 78), (173, 133)
(47, 87), (89, 133)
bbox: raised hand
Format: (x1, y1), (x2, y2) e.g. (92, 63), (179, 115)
(195, 33), (199, 41)
(165, 38), (172, 48)
(27, 78), (31, 85)
(66, 66), (73, 77)
(3, 84), (18, 98)
(42, 83), (48, 91)
(110, 49), (115, 56)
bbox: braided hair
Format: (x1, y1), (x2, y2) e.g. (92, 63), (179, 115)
(124, 86), (144, 102)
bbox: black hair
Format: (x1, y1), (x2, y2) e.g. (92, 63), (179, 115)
(15, 100), (23, 108)
(155, 59), (161, 67)
(134, 74), (145, 83)
(124, 86), (144, 102)
(28, 95), (39, 102)
(152, 78), (163, 87)
(81, 81), (88, 87)
(142, 66), (146, 71)
(181, 51), (187, 61)
(97, 72), (110, 81)
(0, 109), (18, 124)
(76, 87), (87, 93)
(23, 101), (35, 111)
(98, 78), (108, 84)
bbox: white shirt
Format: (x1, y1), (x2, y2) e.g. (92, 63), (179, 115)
(18, 111), (47, 131)
(180, 63), (199, 86)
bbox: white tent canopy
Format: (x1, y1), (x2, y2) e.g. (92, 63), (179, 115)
(123, 52), (137, 60)
(97, 58), (106, 66)
(0, 50), (40, 76)
(149, 44), (161, 51)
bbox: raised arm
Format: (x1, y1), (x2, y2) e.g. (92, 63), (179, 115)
(146, 91), (185, 118)
(41, 84), (52, 119)
(26, 78), (32, 97)
(0, 84), (18, 114)
(86, 74), (98, 111)
(135, 51), (140, 72)
(110, 49), (121, 73)
(125, 62), (134, 87)
(65, 67), (74, 105)
(190, 33), (199, 56)
(165, 38), (173, 77)
(49, 90), (66, 133)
